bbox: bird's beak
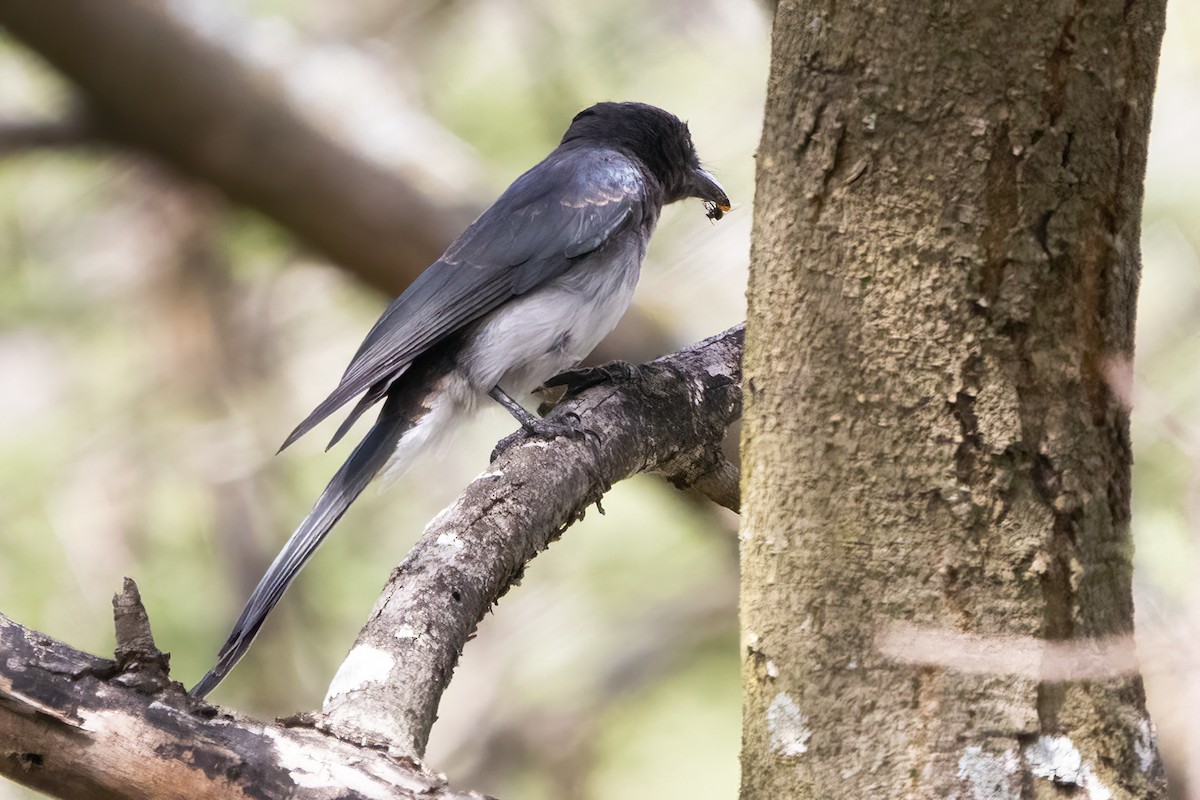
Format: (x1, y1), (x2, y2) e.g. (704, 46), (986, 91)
(690, 167), (731, 220)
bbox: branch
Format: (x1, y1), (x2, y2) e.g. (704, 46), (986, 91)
(0, 0), (680, 366)
(0, 581), (488, 800)
(666, 449), (740, 512)
(0, 326), (742, 795)
(0, 113), (101, 154)
(319, 325), (744, 757)
(0, 0), (467, 296)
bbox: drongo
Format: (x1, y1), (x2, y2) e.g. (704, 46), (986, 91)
(191, 101), (730, 698)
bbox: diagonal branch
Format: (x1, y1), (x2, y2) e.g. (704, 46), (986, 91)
(0, 326), (742, 797)
(0, 0), (679, 365)
(318, 325), (744, 757)
(0, 113), (102, 154)
(0, 0), (468, 296)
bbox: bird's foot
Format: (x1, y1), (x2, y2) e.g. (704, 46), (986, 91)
(536, 361), (644, 415)
(543, 361), (641, 401)
(489, 411), (601, 463)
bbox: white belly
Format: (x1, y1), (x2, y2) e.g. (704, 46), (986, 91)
(457, 243), (643, 403)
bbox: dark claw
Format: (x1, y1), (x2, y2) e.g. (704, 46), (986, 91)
(490, 429), (528, 462)
(536, 413), (590, 441)
(544, 361), (641, 400)
(489, 411), (601, 463)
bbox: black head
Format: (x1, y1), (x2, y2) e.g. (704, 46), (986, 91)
(561, 102), (730, 217)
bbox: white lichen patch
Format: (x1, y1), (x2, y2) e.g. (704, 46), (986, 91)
(323, 644), (394, 706)
(265, 728), (421, 799)
(77, 705), (150, 738)
(1025, 735), (1083, 782)
(1024, 735), (1112, 800)
(436, 530), (464, 550)
(957, 745), (1019, 800)
(1135, 718), (1157, 774)
(767, 692), (811, 757)
(393, 625), (420, 641)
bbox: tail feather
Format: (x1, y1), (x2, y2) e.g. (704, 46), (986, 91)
(324, 372), (402, 452)
(191, 364), (450, 699)
(277, 363), (411, 454)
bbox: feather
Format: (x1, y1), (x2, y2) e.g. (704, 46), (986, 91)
(278, 149), (647, 451)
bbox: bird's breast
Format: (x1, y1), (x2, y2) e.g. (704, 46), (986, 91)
(457, 237), (644, 401)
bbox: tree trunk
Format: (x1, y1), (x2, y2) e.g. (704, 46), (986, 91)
(740, 0), (1168, 796)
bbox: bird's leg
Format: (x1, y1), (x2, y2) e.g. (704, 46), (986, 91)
(489, 384), (600, 463)
(488, 385), (540, 431)
(487, 384), (611, 504)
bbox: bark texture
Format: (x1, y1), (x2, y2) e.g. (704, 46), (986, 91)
(0, 583), (487, 800)
(740, 0), (1168, 797)
(321, 327), (744, 757)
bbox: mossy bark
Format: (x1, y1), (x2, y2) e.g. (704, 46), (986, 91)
(740, 0), (1168, 796)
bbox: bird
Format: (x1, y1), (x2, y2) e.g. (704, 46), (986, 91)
(191, 101), (730, 698)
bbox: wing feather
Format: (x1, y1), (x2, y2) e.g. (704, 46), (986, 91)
(280, 147), (646, 450)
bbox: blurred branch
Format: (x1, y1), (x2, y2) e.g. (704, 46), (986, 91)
(0, 0), (468, 296)
(0, 581), (487, 800)
(0, 0), (676, 365)
(319, 325), (744, 758)
(0, 112), (101, 154)
(876, 622), (1142, 681)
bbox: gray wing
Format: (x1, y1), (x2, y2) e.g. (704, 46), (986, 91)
(280, 147), (647, 450)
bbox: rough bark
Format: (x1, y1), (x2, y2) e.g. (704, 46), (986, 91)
(740, 0), (1168, 797)
(0, 582), (487, 800)
(320, 326), (744, 757)
(0, 0), (466, 296)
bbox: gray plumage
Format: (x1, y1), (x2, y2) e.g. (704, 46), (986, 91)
(191, 101), (729, 698)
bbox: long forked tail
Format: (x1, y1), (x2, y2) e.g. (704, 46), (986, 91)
(191, 362), (457, 698)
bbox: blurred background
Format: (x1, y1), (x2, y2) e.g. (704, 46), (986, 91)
(0, 1), (1195, 798)
(0, 1), (759, 798)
